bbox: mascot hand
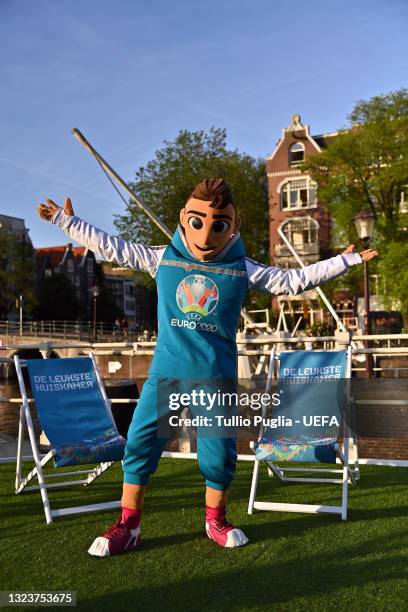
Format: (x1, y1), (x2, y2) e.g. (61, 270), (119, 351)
(37, 197), (74, 221)
(342, 243), (378, 263)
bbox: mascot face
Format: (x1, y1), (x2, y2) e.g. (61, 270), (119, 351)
(179, 197), (241, 261)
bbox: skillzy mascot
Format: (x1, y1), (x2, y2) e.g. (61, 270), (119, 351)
(37, 178), (377, 555)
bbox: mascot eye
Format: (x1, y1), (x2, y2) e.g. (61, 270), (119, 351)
(188, 216), (203, 230)
(212, 220), (229, 233)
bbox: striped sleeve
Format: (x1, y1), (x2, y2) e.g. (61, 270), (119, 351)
(51, 209), (166, 278)
(245, 253), (362, 295)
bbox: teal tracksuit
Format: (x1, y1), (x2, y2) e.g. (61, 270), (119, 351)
(51, 208), (362, 491)
(122, 226), (248, 490)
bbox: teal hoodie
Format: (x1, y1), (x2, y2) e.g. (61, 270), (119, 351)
(149, 225), (248, 380)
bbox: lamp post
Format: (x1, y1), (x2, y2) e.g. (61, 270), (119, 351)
(91, 286), (100, 342)
(353, 210), (375, 378)
(16, 295), (23, 336)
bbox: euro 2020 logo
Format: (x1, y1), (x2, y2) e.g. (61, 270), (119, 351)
(176, 274), (219, 320)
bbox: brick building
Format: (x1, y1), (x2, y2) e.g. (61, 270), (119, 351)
(36, 244), (97, 319)
(266, 114), (355, 328)
(101, 263), (157, 332)
(0, 214), (34, 321)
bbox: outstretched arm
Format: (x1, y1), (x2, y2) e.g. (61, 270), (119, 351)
(37, 198), (166, 278)
(246, 246), (378, 295)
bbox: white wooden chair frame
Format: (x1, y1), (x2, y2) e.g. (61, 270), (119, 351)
(248, 345), (359, 520)
(13, 353), (121, 524)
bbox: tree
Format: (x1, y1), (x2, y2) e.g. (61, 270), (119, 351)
(35, 273), (80, 320)
(0, 227), (37, 319)
(304, 89), (408, 243)
(377, 242), (408, 322)
(114, 128), (268, 265)
(114, 128), (269, 309)
(303, 89), (408, 313)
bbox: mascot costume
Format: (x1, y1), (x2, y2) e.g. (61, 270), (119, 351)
(37, 178), (377, 555)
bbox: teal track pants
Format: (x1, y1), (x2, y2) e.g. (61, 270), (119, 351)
(122, 375), (237, 491)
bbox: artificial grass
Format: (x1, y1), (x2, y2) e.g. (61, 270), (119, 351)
(1, 459), (408, 612)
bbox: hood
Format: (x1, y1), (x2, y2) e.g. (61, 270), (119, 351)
(170, 224), (246, 264)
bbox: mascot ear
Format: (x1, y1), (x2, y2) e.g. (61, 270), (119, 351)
(179, 208), (186, 227)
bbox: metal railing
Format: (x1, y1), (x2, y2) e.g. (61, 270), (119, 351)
(1, 335), (407, 466)
(0, 320), (155, 343)
(0, 332), (406, 375)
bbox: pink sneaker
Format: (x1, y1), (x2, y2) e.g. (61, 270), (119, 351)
(88, 518), (141, 557)
(205, 506), (249, 548)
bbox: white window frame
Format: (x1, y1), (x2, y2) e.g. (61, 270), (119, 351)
(278, 176), (317, 210)
(289, 142), (305, 165)
(279, 216), (319, 248)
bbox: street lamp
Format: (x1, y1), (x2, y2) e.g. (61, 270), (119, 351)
(15, 294), (23, 336)
(91, 286), (100, 342)
(353, 209), (375, 378)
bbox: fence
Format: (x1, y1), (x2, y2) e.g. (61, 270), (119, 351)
(0, 320), (155, 343)
(1, 333), (408, 466)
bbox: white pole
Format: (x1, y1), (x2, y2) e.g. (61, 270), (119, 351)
(72, 128), (261, 334)
(19, 295), (23, 336)
(13, 355), (53, 524)
(277, 227), (347, 332)
(15, 405), (24, 490)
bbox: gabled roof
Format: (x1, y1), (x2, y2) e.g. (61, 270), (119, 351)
(36, 246), (69, 268)
(266, 114), (322, 161)
(35, 252), (53, 276)
(72, 246), (89, 266)
(267, 115), (339, 162)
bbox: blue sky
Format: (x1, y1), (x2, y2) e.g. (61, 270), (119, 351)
(1, 0), (407, 247)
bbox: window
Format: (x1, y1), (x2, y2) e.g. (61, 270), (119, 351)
(44, 268), (52, 278)
(66, 258), (74, 272)
(280, 178), (317, 210)
(289, 142), (305, 165)
(87, 259), (94, 273)
(280, 217), (319, 248)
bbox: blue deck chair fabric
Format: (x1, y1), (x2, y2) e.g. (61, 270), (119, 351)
(256, 350), (347, 464)
(27, 357), (126, 467)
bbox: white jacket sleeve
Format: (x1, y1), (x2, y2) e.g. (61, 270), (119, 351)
(245, 253), (362, 295)
(51, 209), (166, 278)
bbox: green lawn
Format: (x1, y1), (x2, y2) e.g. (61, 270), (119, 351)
(1, 459), (408, 611)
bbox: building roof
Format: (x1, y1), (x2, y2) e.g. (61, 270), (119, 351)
(35, 245), (92, 268)
(36, 246), (68, 268)
(72, 246), (88, 265)
(267, 115), (340, 162)
(312, 132), (338, 149)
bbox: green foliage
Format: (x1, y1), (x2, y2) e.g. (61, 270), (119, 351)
(304, 88), (408, 245)
(114, 128), (269, 272)
(0, 227), (37, 319)
(303, 89), (408, 314)
(34, 273), (80, 320)
(378, 241), (408, 314)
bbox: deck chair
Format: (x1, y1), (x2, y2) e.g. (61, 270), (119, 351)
(14, 353), (126, 524)
(248, 345), (359, 520)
